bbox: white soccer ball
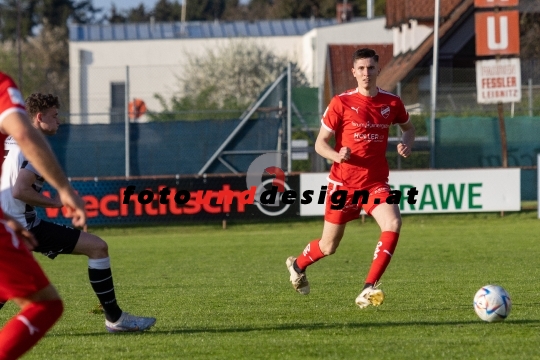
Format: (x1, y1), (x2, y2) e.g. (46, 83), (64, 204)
(473, 285), (512, 322)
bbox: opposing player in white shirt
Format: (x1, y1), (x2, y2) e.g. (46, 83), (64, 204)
(1, 93), (156, 333)
(0, 71), (86, 359)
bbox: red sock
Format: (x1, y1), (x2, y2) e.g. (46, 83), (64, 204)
(365, 231), (400, 285)
(0, 299), (63, 360)
(296, 239), (325, 270)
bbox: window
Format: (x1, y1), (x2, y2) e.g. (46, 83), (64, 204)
(110, 82), (125, 123)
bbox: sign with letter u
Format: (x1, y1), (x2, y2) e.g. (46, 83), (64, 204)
(475, 11), (520, 56)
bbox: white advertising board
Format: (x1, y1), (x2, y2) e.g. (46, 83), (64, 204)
(300, 169), (521, 216)
(476, 58), (521, 104)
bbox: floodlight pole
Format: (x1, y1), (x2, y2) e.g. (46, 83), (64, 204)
(430, 0), (440, 169)
(287, 63), (292, 173)
(181, 0), (187, 35)
(16, 0), (22, 89)
(367, 0), (374, 19)
(528, 78), (533, 117)
(125, 66), (130, 178)
(182, 0), (187, 22)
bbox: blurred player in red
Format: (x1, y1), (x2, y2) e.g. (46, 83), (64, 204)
(0, 72), (87, 359)
(286, 48), (415, 308)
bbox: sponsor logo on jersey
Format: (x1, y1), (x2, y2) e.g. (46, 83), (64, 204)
(351, 106), (359, 114)
(381, 105), (390, 119)
(351, 121), (390, 129)
(353, 133), (385, 142)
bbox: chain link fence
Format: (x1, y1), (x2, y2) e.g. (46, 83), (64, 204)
(398, 61), (540, 117)
(70, 64), (185, 124)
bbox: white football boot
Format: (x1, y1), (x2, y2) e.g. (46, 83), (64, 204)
(355, 283), (385, 309)
(286, 256), (310, 295)
(105, 312), (156, 333)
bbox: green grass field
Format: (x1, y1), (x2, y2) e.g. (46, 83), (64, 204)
(5, 212), (540, 359)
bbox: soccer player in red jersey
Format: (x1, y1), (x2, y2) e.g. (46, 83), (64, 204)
(286, 48), (415, 308)
(0, 72), (86, 359)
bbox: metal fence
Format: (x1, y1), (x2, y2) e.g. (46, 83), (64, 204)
(71, 64), (185, 124)
(397, 62), (540, 117)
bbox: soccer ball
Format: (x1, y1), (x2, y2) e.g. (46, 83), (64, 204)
(473, 285), (512, 322)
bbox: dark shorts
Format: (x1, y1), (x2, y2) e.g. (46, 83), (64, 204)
(31, 220), (81, 259)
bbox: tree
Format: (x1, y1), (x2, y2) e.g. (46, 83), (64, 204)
(0, 0), (39, 42)
(107, 4), (127, 23)
(520, 12), (540, 59)
(101, 0), (387, 23)
(244, 0), (269, 19)
(149, 40), (309, 121)
(37, 0), (101, 28)
(350, 0), (386, 17)
(221, 0), (247, 21)
(230, 0), (386, 21)
(0, 0), (101, 41)
(126, 4), (151, 22)
(0, 24), (69, 102)
(153, 0), (182, 21)
(185, 0), (226, 21)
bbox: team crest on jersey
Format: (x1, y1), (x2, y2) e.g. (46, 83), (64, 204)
(381, 105), (390, 119)
(7, 88), (24, 106)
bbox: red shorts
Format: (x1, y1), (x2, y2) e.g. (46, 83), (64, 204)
(324, 182), (392, 225)
(0, 221), (50, 300)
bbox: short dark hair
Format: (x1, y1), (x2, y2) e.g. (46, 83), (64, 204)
(25, 93), (60, 119)
(352, 48), (379, 64)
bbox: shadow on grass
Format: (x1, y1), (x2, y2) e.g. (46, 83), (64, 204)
(62, 319), (540, 337)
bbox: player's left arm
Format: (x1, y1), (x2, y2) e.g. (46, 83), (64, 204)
(397, 120), (415, 158)
(12, 168), (63, 208)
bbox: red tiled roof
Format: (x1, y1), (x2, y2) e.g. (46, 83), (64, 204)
(324, 44), (394, 104)
(378, 0), (474, 92)
(386, 0), (465, 28)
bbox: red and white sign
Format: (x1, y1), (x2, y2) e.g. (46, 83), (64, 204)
(475, 11), (520, 56)
(476, 58), (521, 104)
(474, 0), (519, 8)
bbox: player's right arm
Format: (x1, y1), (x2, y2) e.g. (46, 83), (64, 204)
(12, 168), (63, 208)
(315, 126), (350, 163)
(0, 112), (86, 227)
(315, 97), (350, 164)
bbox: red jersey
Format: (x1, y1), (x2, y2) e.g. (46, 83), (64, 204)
(322, 87), (409, 189)
(0, 72), (27, 218)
